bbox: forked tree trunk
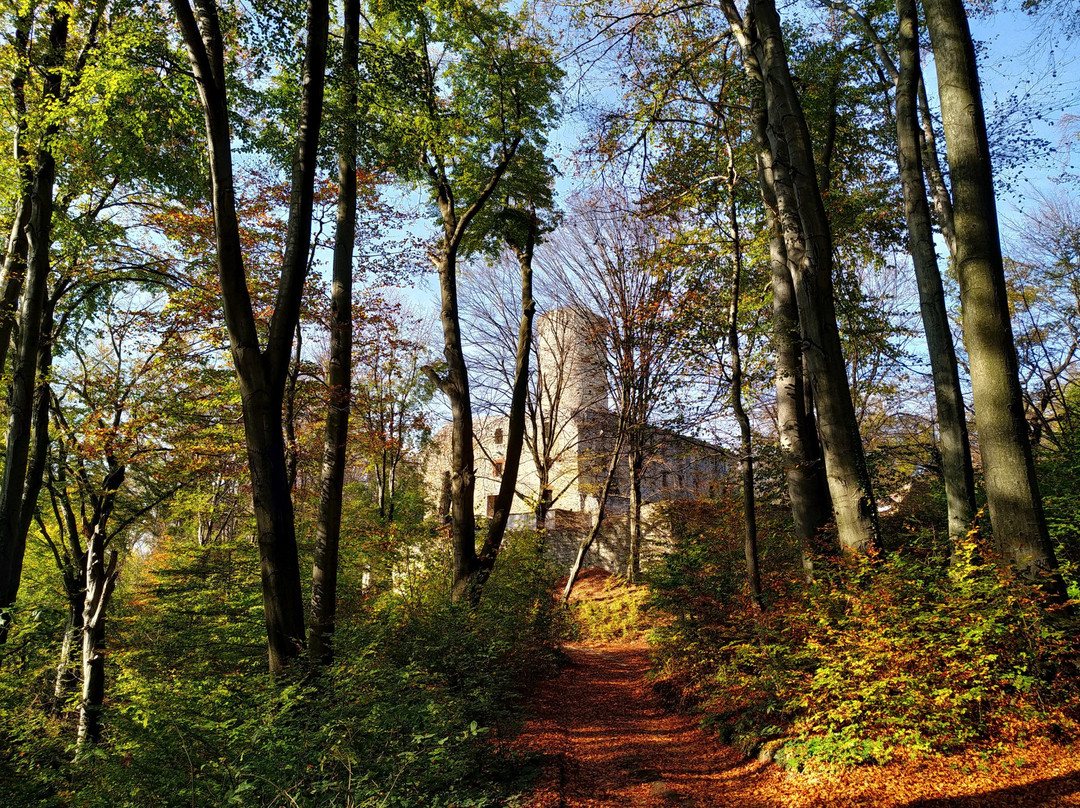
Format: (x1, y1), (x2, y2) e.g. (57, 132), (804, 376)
(308, 0), (358, 666)
(432, 247), (481, 603)
(173, 0), (330, 671)
(420, 141), (520, 604)
(895, 0), (975, 548)
(922, 0), (1062, 588)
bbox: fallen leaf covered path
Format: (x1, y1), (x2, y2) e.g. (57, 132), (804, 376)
(512, 640), (791, 807)
(511, 640), (1080, 807)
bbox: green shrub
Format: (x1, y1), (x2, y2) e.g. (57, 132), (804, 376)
(650, 527), (1080, 768)
(0, 527), (560, 807)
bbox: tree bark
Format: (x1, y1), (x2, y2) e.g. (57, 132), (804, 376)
(895, 0), (976, 548)
(75, 462), (124, 748)
(725, 0), (879, 554)
(626, 448), (644, 584)
(0, 9), (35, 377)
(562, 411), (629, 604)
(0, 5), (67, 641)
(725, 143), (763, 611)
(420, 141), (520, 604)
(474, 212), (539, 591)
(922, 0), (1062, 587)
(173, 0), (329, 671)
(308, 0), (358, 666)
(753, 96), (832, 575)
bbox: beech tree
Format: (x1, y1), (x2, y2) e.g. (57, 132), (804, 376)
(921, 0), (1062, 587)
(365, 0), (561, 601)
(172, 0), (330, 671)
(722, 0), (881, 554)
(547, 193), (706, 584)
(308, 0), (359, 666)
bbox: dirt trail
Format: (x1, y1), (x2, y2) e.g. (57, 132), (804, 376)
(512, 640), (1080, 808)
(513, 641), (790, 807)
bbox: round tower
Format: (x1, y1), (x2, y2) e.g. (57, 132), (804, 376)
(535, 308), (609, 413)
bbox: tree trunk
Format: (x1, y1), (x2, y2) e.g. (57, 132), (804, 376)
(475, 213), (539, 591)
(431, 248), (480, 603)
(753, 96), (832, 575)
(626, 448), (644, 584)
(737, 0), (881, 553)
(76, 617), (108, 748)
(562, 416), (628, 604)
(0, 6), (66, 641)
(922, 0), (1062, 586)
(420, 143), (519, 603)
(173, 0), (330, 671)
(896, 0), (976, 548)
(725, 144), (763, 611)
(308, 0), (358, 666)
(53, 597), (82, 712)
(0, 10), (34, 378)
(76, 535), (118, 748)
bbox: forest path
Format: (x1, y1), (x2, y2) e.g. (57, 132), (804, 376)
(512, 640), (790, 808)
(511, 640), (1080, 808)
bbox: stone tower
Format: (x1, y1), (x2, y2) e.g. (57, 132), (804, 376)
(535, 308), (609, 413)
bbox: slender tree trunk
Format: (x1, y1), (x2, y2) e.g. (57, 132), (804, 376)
(475, 214), (539, 592)
(725, 144), (763, 611)
(922, 0), (1062, 587)
(562, 414), (628, 604)
(437, 470), (452, 525)
(308, 0), (358, 666)
(53, 597), (82, 712)
(626, 447), (644, 583)
(896, 0), (975, 548)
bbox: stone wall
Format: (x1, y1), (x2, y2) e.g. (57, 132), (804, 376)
(539, 504), (672, 576)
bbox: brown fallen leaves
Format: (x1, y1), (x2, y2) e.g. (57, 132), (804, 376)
(512, 641), (1080, 807)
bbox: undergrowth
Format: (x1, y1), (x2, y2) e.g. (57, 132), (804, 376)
(0, 528), (560, 807)
(649, 517), (1080, 770)
(568, 574), (651, 642)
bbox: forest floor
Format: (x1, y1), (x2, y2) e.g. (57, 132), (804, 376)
(511, 579), (1080, 807)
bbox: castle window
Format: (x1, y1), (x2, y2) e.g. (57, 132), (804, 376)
(494, 427), (504, 444)
(493, 460), (504, 478)
(487, 495), (498, 518)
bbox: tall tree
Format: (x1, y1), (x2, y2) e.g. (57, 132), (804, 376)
(922, 0), (1062, 587)
(308, 0), (359, 667)
(474, 208), (541, 590)
(171, 0), (330, 671)
(366, 0), (560, 601)
(723, 0), (882, 554)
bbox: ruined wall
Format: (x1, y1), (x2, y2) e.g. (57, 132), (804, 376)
(538, 504), (673, 576)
